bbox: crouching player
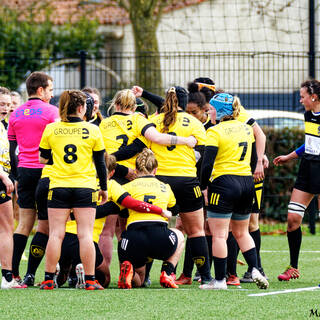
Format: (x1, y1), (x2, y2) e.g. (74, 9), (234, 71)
(57, 154), (171, 288)
(117, 149), (184, 289)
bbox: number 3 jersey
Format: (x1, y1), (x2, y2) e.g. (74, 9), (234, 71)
(123, 176), (176, 228)
(206, 119), (255, 181)
(39, 120), (105, 189)
(148, 111), (206, 177)
(99, 112), (153, 169)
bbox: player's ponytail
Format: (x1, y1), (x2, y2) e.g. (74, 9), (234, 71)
(161, 87), (178, 133)
(59, 90), (86, 122)
(135, 148), (158, 175)
(232, 96), (241, 119)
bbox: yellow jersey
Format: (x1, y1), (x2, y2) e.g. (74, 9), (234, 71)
(99, 112), (152, 169)
(149, 111), (206, 177)
(65, 179), (127, 243)
(237, 105), (256, 127)
(206, 120), (255, 181)
(123, 176), (176, 228)
(39, 119), (105, 189)
(0, 121), (10, 175)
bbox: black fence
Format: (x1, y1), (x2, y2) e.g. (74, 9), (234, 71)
(1, 50), (319, 229)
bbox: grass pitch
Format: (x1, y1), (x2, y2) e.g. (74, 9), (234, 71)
(1, 235), (320, 319)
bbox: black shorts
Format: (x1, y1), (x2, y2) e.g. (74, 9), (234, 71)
(17, 167), (42, 209)
(207, 175), (254, 215)
(0, 177), (12, 204)
(251, 180), (264, 214)
(60, 232), (103, 269)
(48, 188), (97, 209)
(156, 175), (203, 212)
(118, 222), (178, 269)
(35, 177), (49, 220)
(294, 158), (320, 194)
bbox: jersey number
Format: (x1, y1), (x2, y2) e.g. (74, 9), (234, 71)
(116, 134), (129, 149)
(143, 195), (156, 204)
(64, 144), (77, 164)
(167, 132), (177, 151)
(238, 142), (248, 161)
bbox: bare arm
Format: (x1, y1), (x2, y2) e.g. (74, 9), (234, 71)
(273, 150), (299, 166)
(252, 123), (266, 180)
(144, 126), (197, 148)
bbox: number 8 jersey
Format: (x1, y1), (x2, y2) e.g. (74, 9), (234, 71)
(39, 120), (105, 189)
(206, 119), (255, 181)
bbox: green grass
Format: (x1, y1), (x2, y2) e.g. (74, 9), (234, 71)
(1, 235), (320, 319)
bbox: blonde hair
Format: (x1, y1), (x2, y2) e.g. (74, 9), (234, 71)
(59, 90), (86, 122)
(105, 153), (117, 172)
(220, 96), (241, 122)
(109, 89), (136, 114)
(135, 149), (158, 175)
(160, 87), (178, 133)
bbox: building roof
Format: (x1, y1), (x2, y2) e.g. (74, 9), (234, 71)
(2, 0), (206, 25)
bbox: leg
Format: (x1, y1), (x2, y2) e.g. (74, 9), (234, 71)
(45, 208), (70, 275)
(180, 208), (212, 282)
(279, 188), (314, 281)
(207, 217), (230, 281)
(0, 201), (14, 280)
(98, 215), (118, 269)
(12, 208), (36, 277)
(73, 208), (96, 277)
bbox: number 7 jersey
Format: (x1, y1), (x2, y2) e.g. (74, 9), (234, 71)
(39, 120), (105, 189)
(206, 119), (255, 181)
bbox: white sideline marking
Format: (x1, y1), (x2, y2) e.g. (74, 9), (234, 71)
(248, 286), (320, 297)
(261, 250), (320, 253)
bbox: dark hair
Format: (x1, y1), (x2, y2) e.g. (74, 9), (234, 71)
(0, 87), (11, 96)
(187, 83), (207, 109)
(193, 77), (215, 102)
(301, 80), (320, 99)
(59, 90), (86, 122)
(26, 72), (53, 96)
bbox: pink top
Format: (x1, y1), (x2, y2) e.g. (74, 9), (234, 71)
(8, 98), (59, 168)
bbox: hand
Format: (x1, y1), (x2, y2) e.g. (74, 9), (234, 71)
(2, 175), (14, 195)
(161, 209), (172, 219)
(132, 86), (143, 97)
(186, 135), (197, 148)
(98, 190), (108, 205)
(253, 161), (264, 181)
(273, 155), (289, 166)
(263, 154), (269, 169)
(125, 168), (137, 181)
(202, 189), (208, 206)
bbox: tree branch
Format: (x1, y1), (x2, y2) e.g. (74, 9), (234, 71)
(117, 0), (130, 11)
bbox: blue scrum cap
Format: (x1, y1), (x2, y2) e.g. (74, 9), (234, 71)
(209, 93), (234, 120)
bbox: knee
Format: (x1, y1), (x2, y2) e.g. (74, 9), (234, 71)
(232, 230), (247, 241)
(287, 202), (305, 231)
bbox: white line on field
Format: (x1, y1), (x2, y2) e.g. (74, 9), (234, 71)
(261, 250), (320, 253)
(248, 286), (320, 297)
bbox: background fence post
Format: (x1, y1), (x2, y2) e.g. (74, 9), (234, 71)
(309, 0), (315, 79)
(79, 50), (87, 89)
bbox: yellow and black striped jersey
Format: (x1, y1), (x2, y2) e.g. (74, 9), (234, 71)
(303, 111), (320, 161)
(0, 121), (10, 175)
(149, 111), (206, 177)
(123, 176), (176, 228)
(206, 120), (255, 181)
(40, 120), (105, 189)
(99, 112), (152, 169)
(65, 179), (127, 243)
